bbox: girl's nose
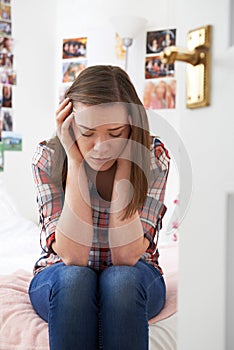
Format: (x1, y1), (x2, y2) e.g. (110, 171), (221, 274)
(93, 138), (110, 153)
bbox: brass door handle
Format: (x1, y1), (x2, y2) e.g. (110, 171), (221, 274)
(160, 25), (212, 109)
(160, 45), (209, 66)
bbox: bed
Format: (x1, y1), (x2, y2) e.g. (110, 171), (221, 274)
(0, 185), (178, 350)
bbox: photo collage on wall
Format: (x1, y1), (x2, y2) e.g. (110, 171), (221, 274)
(59, 37), (87, 103)
(143, 28), (176, 110)
(0, 0), (21, 172)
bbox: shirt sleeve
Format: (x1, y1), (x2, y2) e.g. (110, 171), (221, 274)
(32, 143), (65, 252)
(139, 138), (170, 252)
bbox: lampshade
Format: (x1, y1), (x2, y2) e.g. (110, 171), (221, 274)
(110, 15), (147, 39)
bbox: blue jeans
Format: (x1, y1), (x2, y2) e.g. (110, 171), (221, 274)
(29, 260), (166, 350)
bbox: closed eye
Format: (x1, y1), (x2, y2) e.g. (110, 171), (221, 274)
(109, 132), (123, 138)
(80, 131), (94, 137)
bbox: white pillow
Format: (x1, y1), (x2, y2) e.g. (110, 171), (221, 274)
(0, 181), (40, 274)
(0, 180), (19, 218)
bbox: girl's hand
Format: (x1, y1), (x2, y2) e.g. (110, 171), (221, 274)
(116, 136), (132, 178)
(56, 98), (83, 164)
(110, 137), (133, 213)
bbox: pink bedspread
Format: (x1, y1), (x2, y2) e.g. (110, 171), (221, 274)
(0, 244), (178, 349)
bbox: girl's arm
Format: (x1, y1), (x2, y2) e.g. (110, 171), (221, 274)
(52, 98), (93, 266)
(109, 151), (150, 266)
(52, 161), (93, 266)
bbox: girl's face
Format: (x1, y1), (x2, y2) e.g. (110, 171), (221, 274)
(72, 102), (131, 171)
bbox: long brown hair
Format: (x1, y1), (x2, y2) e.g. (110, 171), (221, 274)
(48, 65), (151, 219)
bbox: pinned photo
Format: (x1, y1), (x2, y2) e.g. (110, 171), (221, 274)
(62, 38), (87, 59)
(0, 52), (13, 68)
(0, 20), (11, 36)
(0, 3), (11, 21)
(0, 36), (13, 53)
(1, 131), (22, 151)
(7, 69), (16, 85)
(62, 60), (87, 83)
(146, 29), (176, 54)
(143, 79), (176, 110)
(115, 33), (126, 60)
(2, 84), (12, 107)
(145, 56), (174, 79)
(0, 142), (4, 171)
(2, 108), (13, 131)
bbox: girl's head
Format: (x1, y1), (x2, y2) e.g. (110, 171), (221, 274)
(55, 65), (151, 217)
(71, 102), (132, 172)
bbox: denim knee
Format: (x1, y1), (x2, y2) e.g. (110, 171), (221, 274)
(51, 265), (98, 307)
(29, 263), (98, 322)
(99, 265), (146, 312)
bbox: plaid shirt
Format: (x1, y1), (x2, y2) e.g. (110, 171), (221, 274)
(32, 137), (170, 275)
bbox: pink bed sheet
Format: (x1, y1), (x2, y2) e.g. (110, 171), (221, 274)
(0, 244), (178, 349)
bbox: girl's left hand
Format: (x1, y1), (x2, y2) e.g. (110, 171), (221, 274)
(111, 137), (133, 214)
(116, 136), (132, 174)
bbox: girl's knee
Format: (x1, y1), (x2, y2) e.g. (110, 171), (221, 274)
(99, 266), (145, 308)
(52, 265), (97, 300)
(48, 265), (98, 316)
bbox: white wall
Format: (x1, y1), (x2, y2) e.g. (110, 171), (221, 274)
(0, 0), (58, 221)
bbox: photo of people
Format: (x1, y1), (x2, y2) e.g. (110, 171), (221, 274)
(0, 62), (16, 85)
(0, 52), (13, 67)
(0, 20), (11, 36)
(62, 37), (87, 59)
(145, 56), (174, 79)
(0, 3), (11, 20)
(146, 29), (176, 54)
(0, 36), (13, 53)
(2, 108), (12, 131)
(7, 69), (16, 84)
(0, 67), (7, 83)
(2, 84), (12, 107)
(0, 143), (4, 171)
(62, 60), (87, 83)
(143, 79), (176, 110)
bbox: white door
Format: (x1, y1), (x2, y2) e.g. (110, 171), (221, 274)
(174, 0), (234, 349)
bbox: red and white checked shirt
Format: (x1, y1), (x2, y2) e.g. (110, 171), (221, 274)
(32, 137), (170, 275)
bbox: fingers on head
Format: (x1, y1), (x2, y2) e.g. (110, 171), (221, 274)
(56, 98), (72, 118)
(56, 101), (73, 122)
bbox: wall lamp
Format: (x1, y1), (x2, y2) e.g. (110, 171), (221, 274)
(110, 15), (147, 71)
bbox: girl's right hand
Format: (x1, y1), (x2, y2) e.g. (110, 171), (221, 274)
(56, 97), (83, 164)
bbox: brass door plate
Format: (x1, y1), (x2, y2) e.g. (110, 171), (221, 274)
(186, 25), (212, 109)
